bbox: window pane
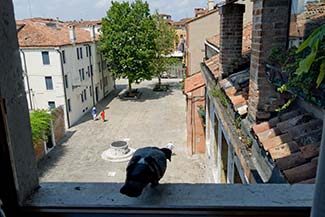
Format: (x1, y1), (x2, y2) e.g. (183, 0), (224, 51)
(76, 47), (79, 60)
(64, 75), (68, 88)
(42, 51), (50, 65)
(45, 76), (53, 90)
(67, 99), (71, 112)
(62, 50), (66, 64)
(48, 101), (55, 109)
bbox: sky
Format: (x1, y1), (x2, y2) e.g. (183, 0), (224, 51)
(12, 0), (217, 22)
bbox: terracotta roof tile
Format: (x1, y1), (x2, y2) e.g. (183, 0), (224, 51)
(217, 69), (250, 116)
(206, 34), (220, 48)
(275, 152), (307, 170)
(252, 108), (323, 184)
(184, 71), (205, 94)
(17, 18), (98, 47)
(299, 178), (316, 184)
(204, 55), (220, 77)
(173, 18), (191, 27)
(300, 143), (320, 160)
(268, 142), (299, 160)
(283, 162), (317, 183)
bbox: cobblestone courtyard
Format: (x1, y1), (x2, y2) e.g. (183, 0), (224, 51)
(39, 79), (209, 183)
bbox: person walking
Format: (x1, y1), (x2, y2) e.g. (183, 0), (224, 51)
(92, 107), (97, 120)
(100, 110), (106, 122)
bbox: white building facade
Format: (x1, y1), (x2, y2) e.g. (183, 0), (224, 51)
(18, 18), (115, 128)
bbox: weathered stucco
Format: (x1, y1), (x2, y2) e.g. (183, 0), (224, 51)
(0, 0), (39, 204)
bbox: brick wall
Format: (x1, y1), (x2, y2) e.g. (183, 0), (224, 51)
(247, 0), (291, 123)
(219, 3), (245, 77)
(51, 106), (65, 144)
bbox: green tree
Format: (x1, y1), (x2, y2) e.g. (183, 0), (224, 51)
(151, 13), (177, 87)
(29, 110), (53, 145)
(100, 0), (157, 94)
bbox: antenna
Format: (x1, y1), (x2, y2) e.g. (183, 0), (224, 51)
(27, 0), (33, 17)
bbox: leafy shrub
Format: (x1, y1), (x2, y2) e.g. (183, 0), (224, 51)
(30, 110), (53, 145)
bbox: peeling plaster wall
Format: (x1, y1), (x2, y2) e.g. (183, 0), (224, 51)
(0, 0), (39, 204)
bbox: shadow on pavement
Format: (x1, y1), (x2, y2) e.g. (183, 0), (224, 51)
(37, 130), (76, 177)
(72, 86), (126, 127)
(118, 80), (182, 102)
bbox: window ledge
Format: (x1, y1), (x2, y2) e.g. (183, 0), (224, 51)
(24, 183), (314, 209)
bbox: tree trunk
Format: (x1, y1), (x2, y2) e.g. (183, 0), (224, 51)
(158, 76), (161, 87)
(128, 79), (132, 94)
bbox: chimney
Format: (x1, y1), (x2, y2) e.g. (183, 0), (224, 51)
(55, 17), (61, 29)
(194, 8), (207, 17)
(208, 0), (214, 10)
(219, 3), (245, 77)
(68, 25), (76, 44)
(88, 25), (96, 42)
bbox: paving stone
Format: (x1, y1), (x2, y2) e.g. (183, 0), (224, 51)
(38, 79), (209, 184)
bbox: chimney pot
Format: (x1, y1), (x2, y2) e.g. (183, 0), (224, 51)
(68, 25), (76, 44)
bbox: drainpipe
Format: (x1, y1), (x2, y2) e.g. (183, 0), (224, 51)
(55, 48), (71, 128)
(20, 49), (33, 110)
(311, 114), (325, 217)
(100, 54), (105, 95)
(85, 44), (95, 106)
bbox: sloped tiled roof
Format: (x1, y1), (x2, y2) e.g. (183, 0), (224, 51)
(204, 54), (220, 75)
(185, 54), (220, 94)
(68, 20), (101, 27)
(206, 34), (220, 48)
(252, 109), (323, 184)
(173, 18), (192, 27)
(184, 71), (205, 94)
(17, 18), (99, 48)
(218, 69), (249, 116)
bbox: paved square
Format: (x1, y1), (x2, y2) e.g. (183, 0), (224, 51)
(39, 79), (209, 184)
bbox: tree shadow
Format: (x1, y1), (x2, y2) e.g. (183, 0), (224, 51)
(37, 130), (76, 178)
(118, 80), (182, 102)
(72, 87), (126, 127)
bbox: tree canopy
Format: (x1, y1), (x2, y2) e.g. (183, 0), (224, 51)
(151, 12), (177, 86)
(100, 0), (158, 92)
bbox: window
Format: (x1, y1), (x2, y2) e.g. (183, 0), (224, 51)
(64, 75), (68, 88)
(84, 89), (87, 100)
(87, 66), (90, 77)
(100, 79), (102, 89)
(90, 85), (92, 96)
(98, 62), (101, 72)
(41, 51), (50, 65)
(89, 46), (92, 57)
(90, 64), (93, 75)
(86, 46), (89, 57)
(76, 47), (80, 60)
(67, 99), (71, 112)
(82, 68), (85, 80)
(79, 69), (82, 81)
(45, 76), (53, 90)
(48, 101), (56, 109)
(62, 50), (66, 64)
(80, 47), (83, 59)
(81, 93), (84, 102)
